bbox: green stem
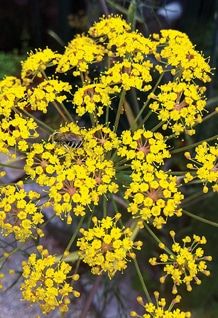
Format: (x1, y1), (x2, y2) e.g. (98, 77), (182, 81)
(20, 108), (54, 132)
(144, 223), (172, 254)
(133, 258), (152, 303)
(56, 251), (79, 263)
(127, 0), (137, 30)
(183, 209), (218, 227)
(89, 113), (96, 127)
(140, 110), (153, 127)
(105, 105), (110, 126)
(106, 0), (144, 23)
(52, 100), (69, 123)
(181, 191), (208, 207)
(201, 110), (218, 123)
(166, 133), (177, 141)
(65, 216), (85, 252)
(114, 90), (126, 132)
(132, 73), (164, 127)
(166, 171), (186, 176)
(171, 134), (218, 154)
(59, 101), (74, 122)
(130, 221), (140, 240)
(130, 89), (141, 121)
(151, 121), (164, 132)
(103, 196), (107, 217)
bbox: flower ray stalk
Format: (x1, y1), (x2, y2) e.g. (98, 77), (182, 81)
(133, 258), (152, 303)
(114, 89), (126, 132)
(183, 209), (218, 227)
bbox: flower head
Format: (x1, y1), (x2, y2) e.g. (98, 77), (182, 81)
(21, 246), (80, 314)
(89, 15), (131, 41)
(0, 114), (38, 156)
(185, 142), (218, 193)
(77, 213), (142, 278)
(0, 183), (44, 241)
(27, 79), (71, 113)
(56, 35), (105, 75)
(101, 59), (152, 91)
(118, 129), (170, 165)
(125, 165), (183, 229)
(149, 82), (206, 135)
(21, 48), (60, 81)
(149, 232), (212, 294)
(73, 83), (119, 117)
(130, 292), (191, 317)
(152, 29), (211, 83)
(0, 76), (26, 118)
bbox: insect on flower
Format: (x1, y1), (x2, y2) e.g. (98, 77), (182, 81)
(48, 131), (83, 148)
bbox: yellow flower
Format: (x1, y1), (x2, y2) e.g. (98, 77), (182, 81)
(101, 59), (152, 91)
(73, 83), (119, 117)
(56, 35), (105, 75)
(0, 114), (38, 156)
(21, 48), (60, 81)
(25, 123), (119, 222)
(118, 129), (170, 165)
(0, 76), (26, 118)
(107, 31), (155, 62)
(47, 157), (118, 220)
(149, 82), (207, 135)
(185, 142), (218, 192)
(130, 293), (191, 317)
(83, 124), (120, 156)
(0, 184), (44, 241)
(125, 165), (183, 229)
(89, 15), (131, 40)
(21, 247), (80, 314)
(27, 78), (72, 113)
(152, 29), (211, 83)
(77, 213), (142, 278)
(149, 232), (212, 294)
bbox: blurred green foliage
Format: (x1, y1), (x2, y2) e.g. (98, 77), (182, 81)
(0, 51), (23, 79)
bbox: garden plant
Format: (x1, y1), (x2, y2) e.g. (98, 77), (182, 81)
(0, 14), (217, 317)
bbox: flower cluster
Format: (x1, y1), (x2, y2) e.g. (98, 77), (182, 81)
(100, 59), (153, 92)
(185, 142), (218, 193)
(152, 29), (211, 83)
(21, 246), (80, 314)
(118, 129), (170, 165)
(125, 165), (183, 228)
(56, 35), (105, 75)
(21, 48), (60, 81)
(149, 232), (212, 294)
(0, 14), (215, 317)
(0, 183), (44, 241)
(77, 214), (142, 278)
(47, 157), (118, 221)
(25, 123), (119, 222)
(88, 15), (131, 40)
(0, 76), (26, 118)
(84, 124), (120, 155)
(0, 114), (38, 155)
(130, 293), (191, 318)
(107, 31), (155, 61)
(27, 79), (72, 113)
(149, 82), (207, 135)
(73, 83), (119, 117)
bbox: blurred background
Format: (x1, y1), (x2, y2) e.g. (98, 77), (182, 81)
(0, 1), (217, 317)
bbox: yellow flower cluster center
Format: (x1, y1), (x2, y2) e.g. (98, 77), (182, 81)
(77, 214), (142, 278)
